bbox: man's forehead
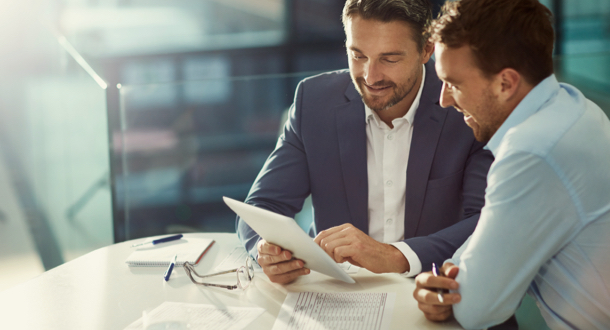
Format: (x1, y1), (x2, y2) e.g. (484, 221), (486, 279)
(435, 45), (473, 76)
(345, 17), (417, 55)
(345, 16), (416, 39)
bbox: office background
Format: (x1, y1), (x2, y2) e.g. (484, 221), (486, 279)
(0, 0), (608, 327)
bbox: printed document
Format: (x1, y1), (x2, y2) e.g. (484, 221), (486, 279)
(272, 292), (396, 330)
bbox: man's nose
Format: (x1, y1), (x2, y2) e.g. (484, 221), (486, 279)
(363, 61), (383, 85)
(439, 82), (455, 108)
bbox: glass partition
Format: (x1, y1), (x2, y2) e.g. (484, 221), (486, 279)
(555, 52), (610, 118)
(115, 72), (318, 241)
(0, 30), (113, 276)
(35, 35), (114, 261)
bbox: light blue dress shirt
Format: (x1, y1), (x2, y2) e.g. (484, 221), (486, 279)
(447, 75), (610, 329)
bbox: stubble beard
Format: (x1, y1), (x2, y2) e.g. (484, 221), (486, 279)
(354, 76), (417, 113)
(472, 88), (509, 143)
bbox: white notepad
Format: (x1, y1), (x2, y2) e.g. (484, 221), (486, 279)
(125, 237), (215, 267)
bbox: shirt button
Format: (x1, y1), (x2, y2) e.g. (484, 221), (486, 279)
(386, 218), (393, 224)
(386, 180), (393, 186)
(387, 134), (394, 140)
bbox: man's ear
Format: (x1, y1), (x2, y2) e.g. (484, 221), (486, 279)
(421, 41), (435, 64)
(496, 68), (522, 101)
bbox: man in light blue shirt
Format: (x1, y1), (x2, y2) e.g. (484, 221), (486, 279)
(413, 0), (610, 329)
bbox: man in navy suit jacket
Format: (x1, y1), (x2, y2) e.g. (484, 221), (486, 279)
(236, 0), (493, 284)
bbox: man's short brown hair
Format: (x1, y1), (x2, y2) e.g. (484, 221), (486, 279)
(342, 0), (433, 52)
(428, 0), (554, 85)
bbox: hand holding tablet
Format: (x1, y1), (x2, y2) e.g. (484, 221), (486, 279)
(257, 239), (311, 284)
(224, 197), (355, 284)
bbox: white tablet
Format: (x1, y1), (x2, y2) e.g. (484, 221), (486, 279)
(223, 197), (355, 284)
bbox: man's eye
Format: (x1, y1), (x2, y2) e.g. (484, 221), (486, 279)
(385, 59), (398, 64)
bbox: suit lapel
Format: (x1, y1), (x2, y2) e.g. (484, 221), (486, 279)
(336, 84), (369, 233)
(404, 62), (448, 238)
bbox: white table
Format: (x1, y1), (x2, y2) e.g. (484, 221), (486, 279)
(0, 233), (462, 329)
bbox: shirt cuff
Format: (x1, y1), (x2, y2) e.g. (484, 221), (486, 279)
(389, 242), (422, 277)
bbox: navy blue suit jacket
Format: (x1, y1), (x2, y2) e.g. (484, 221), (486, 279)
(236, 61), (493, 272)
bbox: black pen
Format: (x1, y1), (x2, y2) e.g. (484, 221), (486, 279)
(432, 263), (445, 303)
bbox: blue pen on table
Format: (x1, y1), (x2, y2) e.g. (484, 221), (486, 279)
(131, 234), (183, 247)
(432, 263), (445, 303)
(164, 254), (177, 281)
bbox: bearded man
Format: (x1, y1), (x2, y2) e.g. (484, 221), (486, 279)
(237, 0), (493, 286)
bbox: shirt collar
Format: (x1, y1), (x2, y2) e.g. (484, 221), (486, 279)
(486, 74), (560, 155)
(365, 64), (426, 127)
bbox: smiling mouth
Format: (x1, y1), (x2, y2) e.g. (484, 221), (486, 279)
(454, 107), (476, 124)
(364, 83), (391, 91)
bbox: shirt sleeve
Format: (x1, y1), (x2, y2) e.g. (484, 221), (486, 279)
(390, 242), (422, 277)
(445, 235), (471, 266)
(452, 151), (582, 330)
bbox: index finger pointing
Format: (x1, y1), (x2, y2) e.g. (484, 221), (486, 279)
(314, 224), (351, 244)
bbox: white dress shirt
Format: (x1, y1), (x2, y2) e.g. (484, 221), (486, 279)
(365, 64), (425, 277)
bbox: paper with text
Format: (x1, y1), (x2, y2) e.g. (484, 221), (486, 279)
(272, 292), (396, 330)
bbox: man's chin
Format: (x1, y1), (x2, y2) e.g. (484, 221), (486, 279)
(467, 123), (487, 142)
(472, 127), (494, 143)
(473, 133), (489, 143)
(362, 97), (390, 112)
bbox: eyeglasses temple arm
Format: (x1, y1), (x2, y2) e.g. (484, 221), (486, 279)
(184, 265), (238, 278)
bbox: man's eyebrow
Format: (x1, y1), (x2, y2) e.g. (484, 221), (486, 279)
(347, 46), (405, 57)
(380, 51), (405, 56)
(439, 74), (460, 85)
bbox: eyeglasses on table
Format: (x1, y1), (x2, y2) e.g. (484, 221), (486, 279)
(183, 257), (254, 290)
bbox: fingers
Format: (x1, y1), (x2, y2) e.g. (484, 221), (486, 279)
(263, 258), (310, 284)
(413, 285), (459, 322)
(314, 224), (351, 245)
(258, 250), (291, 265)
(257, 240), (294, 266)
(441, 263), (459, 279)
(415, 271), (459, 291)
(319, 236), (355, 263)
(257, 239), (282, 256)
(413, 285), (461, 305)
(413, 270), (460, 322)
(264, 259), (307, 276)
(256, 239), (309, 284)
(267, 267), (310, 284)
(416, 292), (455, 322)
(314, 224), (363, 262)
(417, 301), (452, 315)
(419, 303), (454, 322)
